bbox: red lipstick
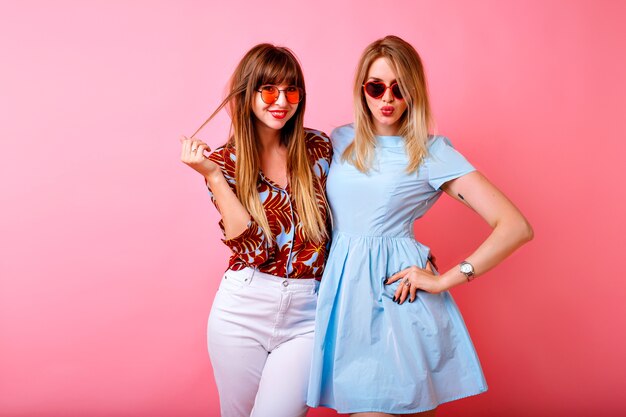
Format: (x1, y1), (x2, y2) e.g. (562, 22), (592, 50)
(269, 110), (287, 119)
(381, 106), (395, 117)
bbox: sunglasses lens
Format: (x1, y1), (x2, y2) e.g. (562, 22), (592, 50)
(365, 82), (386, 98)
(391, 83), (403, 100)
(285, 86), (302, 104)
(260, 86), (279, 103)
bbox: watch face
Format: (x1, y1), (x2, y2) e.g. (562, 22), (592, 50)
(460, 263), (473, 274)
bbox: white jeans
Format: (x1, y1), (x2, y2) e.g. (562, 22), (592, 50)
(207, 267), (319, 417)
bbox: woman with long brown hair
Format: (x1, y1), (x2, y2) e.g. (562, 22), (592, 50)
(181, 44), (331, 417)
(307, 35), (533, 416)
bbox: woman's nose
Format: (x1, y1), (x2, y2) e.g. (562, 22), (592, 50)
(382, 86), (394, 102)
(274, 90), (288, 106)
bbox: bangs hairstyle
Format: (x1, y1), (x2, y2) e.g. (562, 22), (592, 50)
(343, 35), (434, 173)
(191, 44), (328, 243)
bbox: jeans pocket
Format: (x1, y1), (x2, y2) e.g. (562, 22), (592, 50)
(218, 272), (247, 293)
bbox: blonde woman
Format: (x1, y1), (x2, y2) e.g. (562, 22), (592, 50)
(307, 35), (533, 416)
(181, 44), (331, 417)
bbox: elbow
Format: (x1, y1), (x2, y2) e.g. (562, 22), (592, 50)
(519, 218), (534, 244)
(526, 223), (534, 242)
(497, 216), (533, 245)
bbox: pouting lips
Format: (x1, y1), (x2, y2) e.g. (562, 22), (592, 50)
(381, 106), (395, 116)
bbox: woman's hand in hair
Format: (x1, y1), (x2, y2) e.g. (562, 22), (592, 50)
(180, 136), (220, 179)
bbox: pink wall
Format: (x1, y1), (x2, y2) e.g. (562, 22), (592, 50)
(1, 1), (624, 416)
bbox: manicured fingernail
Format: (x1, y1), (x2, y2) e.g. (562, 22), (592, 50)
(383, 278), (389, 284)
(392, 296), (396, 302)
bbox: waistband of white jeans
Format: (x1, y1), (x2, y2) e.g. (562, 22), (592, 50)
(224, 267), (319, 290)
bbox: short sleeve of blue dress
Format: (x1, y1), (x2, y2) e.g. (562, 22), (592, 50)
(426, 136), (476, 190)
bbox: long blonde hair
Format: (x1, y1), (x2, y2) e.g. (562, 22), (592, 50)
(343, 35), (434, 173)
(191, 44), (327, 243)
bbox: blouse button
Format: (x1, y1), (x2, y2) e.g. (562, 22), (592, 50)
(282, 280), (289, 287)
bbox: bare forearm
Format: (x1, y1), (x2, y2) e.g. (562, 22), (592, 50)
(205, 172), (251, 240)
(439, 217), (534, 290)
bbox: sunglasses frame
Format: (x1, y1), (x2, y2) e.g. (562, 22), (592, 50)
(362, 81), (404, 101)
(256, 85), (305, 104)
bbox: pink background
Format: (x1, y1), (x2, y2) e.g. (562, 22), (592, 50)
(1, 1), (625, 416)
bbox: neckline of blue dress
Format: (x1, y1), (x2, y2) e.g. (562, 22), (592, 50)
(376, 134), (404, 148)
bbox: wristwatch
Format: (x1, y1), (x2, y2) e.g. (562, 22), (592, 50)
(459, 261), (475, 282)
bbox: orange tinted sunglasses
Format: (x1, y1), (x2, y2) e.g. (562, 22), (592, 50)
(257, 85), (304, 104)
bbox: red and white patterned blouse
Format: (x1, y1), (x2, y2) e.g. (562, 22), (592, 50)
(207, 129), (332, 279)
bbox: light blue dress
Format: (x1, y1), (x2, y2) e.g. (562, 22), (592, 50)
(307, 124), (488, 414)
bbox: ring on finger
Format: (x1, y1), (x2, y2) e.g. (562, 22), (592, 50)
(192, 148), (198, 152)
(403, 278), (410, 286)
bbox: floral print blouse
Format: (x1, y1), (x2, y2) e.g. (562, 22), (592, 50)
(207, 129), (332, 279)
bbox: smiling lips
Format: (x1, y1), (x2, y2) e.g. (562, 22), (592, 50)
(269, 110), (288, 119)
(381, 106), (395, 117)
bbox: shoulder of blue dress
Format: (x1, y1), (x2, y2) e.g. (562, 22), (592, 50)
(330, 123), (355, 152)
(427, 135), (454, 151)
(330, 123), (354, 140)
